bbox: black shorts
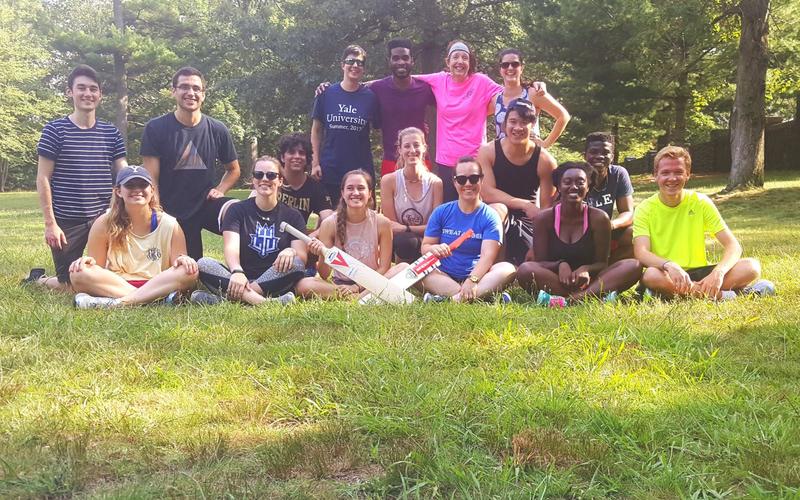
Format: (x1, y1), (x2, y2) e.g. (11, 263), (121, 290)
(687, 265), (717, 281)
(179, 197), (237, 259)
(52, 216), (98, 283)
(503, 212), (533, 266)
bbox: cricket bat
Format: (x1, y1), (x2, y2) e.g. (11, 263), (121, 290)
(359, 228), (475, 304)
(280, 222), (415, 304)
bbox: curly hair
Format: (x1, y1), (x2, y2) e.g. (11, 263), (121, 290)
(552, 161), (597, 199)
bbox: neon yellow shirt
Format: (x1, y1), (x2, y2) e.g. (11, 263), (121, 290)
(633, 190), (728, 269)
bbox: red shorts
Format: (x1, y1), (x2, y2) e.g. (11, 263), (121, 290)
(380, 158), (433, 176)
(127, 280), (148, 288)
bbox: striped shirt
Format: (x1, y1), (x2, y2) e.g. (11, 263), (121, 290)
(37, 116), (126, 219)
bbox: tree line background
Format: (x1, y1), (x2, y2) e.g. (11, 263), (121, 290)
(1, 0), (797, 193)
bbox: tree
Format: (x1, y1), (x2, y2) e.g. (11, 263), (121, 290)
(726, 0), (770, 191)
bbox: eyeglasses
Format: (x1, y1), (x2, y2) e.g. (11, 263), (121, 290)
(500, 61), (521, 69)
(454, 174), (484, 185)
(343, 58), (365, 67)
(176, 84), (205, 93)
(253, 171), (280, 181)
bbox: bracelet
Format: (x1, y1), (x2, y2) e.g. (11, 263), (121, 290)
(660, 261), (671, 271)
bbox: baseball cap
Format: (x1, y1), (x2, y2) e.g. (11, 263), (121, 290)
(116, 165), (153, 186)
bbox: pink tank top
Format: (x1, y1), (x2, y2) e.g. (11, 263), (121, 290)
(333, 209), (379, 282)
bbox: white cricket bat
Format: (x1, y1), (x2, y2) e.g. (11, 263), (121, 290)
(359, 228), (475, 304)
(280, 222), (414, 304)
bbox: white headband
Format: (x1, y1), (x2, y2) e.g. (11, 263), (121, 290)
(448, 42), (470, 58)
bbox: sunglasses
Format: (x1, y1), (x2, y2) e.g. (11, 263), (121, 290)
(253, 171), (280, 181)
(343, 58), (365, 67)
(454, 174), (484, 185)
(510, 98), (535, 111)
(500, 61), (521, 69)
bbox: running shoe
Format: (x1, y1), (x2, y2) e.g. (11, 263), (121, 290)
(499, 292), (512, 304)
(423, 292), (447, 303)
(536, 290), (566, 308)
(190, 290), (222, 306)
(21, 268), (46, 285)
(740, 279), (776, 297)
(74, 293), (120, 309)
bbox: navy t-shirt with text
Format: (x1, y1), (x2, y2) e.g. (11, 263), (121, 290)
(140, 113), (238, 220)
(311, 83), (380, 186)
(586, 164), (633, 218)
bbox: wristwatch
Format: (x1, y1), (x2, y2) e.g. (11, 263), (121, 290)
(468, 275), (480, 284)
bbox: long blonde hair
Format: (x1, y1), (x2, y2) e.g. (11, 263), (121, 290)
(394, 127), (427, 174)
(107, 184), (162, 252)
(335, 169), (374, 246)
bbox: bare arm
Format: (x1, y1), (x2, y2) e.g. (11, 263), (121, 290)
(633, 235), (668, 269)
(142, 156), (160, 186)
(712, 229), (743, 276)
(169, 222), (189, 263)
(376, 215), (393, 275)
(611, 195), (635, 230)
(379, 174), (400, 224)
(532, 210), (560, 271)
(581, 210), (611, 276)
(310, 119), (323, 180)
(36, 156), (65, 249)
(472, 239), (502, 279)
(112, 157), (128, 176)
(532, 92), (570, 149)
(222, 231), (243, 271)
(537, 149), (558, 210)
(214, 160), (241, 195)
(84, 214), (110, 267)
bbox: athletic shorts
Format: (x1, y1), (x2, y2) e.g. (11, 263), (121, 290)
(127, 279), (148, 288)
(51, 216), (98, 283)
(503, 212), (534, 266)
(686, 265), (717, 282)
(610, 227), (626, 252)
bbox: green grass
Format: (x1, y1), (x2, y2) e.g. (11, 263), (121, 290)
(0, 173), (799, 498)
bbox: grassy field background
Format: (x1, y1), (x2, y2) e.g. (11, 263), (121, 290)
(0, 173), (798, 498)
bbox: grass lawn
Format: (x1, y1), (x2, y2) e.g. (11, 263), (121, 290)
(0, 172), (798, 498)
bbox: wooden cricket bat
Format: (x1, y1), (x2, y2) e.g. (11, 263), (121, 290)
(359, 228), (475, 304)
(280, 222), (415, 304)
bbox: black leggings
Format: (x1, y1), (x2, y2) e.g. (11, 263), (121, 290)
(197, 257), (305, 297)
(393, 231), (423, 263)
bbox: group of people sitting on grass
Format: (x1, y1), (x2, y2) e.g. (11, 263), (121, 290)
(23, 41), (775, 308)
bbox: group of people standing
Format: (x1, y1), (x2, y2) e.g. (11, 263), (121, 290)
(24, 38), (775, 308)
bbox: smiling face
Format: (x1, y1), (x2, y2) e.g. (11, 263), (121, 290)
(172, 75), (205, 113)
(654, 157), (690, 199)
(454, 160), (483, 201)
(399, 132), (426, 167)
(447, 50), (470, 79)
(499, 52), (523, 85)
(504, 109), (534, 145)
(341, 172), (372, 209)
(585, 140), (614, 174)
(559, 168), (589, 203)
(281, 145), (308, 174)
(117, 178), (153, 207)
(252, 159), (282, 198)
(341, 54), (365, 82)
(68, 76), (102, 113)
(389, 47), (413, 79)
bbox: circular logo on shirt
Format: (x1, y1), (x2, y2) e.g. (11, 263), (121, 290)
(146, 247), (162, 262)
(401, 208), (424, 226)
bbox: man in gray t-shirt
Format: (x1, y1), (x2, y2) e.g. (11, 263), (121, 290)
(585, 132), (634, 261)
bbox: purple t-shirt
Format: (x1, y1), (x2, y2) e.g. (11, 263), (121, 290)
(370, 76), (436, 161)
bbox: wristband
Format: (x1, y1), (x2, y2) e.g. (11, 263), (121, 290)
(231, 269), (245, 276)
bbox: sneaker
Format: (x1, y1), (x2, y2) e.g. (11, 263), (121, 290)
(740, 279), (776, 297)
(603, 291), (618, 304)
(164, 291), (183, 306)
(499, 292), (512, 304)
(423, 292), (447, 303)
(74, 293), (120, 309)
(536, 290), (566, 308)
(276, 291), (295, 306)
(21, 268), (46, 285)
(190, 290), (222, 306)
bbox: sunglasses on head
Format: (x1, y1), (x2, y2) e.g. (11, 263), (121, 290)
(253, 171), (280, 181)
(454, 174), (484, 185)
(343, 58), (365, 67)
(510, 98), (535, 111)
(500, 61), (521, 69)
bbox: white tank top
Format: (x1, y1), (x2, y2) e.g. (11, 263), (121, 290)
(393, 170), (436, 226)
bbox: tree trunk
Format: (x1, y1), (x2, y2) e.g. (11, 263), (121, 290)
(673, 71), (689, 146)
(113, 0), (129, 144)
(0, 159), (8, 192)
(727, 0), (769, 191)
(249, 136), (258, 169)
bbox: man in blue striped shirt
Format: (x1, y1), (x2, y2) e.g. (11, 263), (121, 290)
(31, 65), (127, 290)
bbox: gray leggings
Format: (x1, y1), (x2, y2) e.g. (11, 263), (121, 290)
(197, 257), (305, 297)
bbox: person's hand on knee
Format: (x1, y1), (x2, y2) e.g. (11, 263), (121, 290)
(69, 256), (95, 273)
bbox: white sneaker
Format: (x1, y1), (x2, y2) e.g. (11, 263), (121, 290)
(74, 293), (120, 309)
(277, 291), (295, 306)
(423, 292), (446, 303)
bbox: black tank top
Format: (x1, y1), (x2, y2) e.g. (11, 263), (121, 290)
(547, 204), (595, 269)
(492, 139), (541, 204)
